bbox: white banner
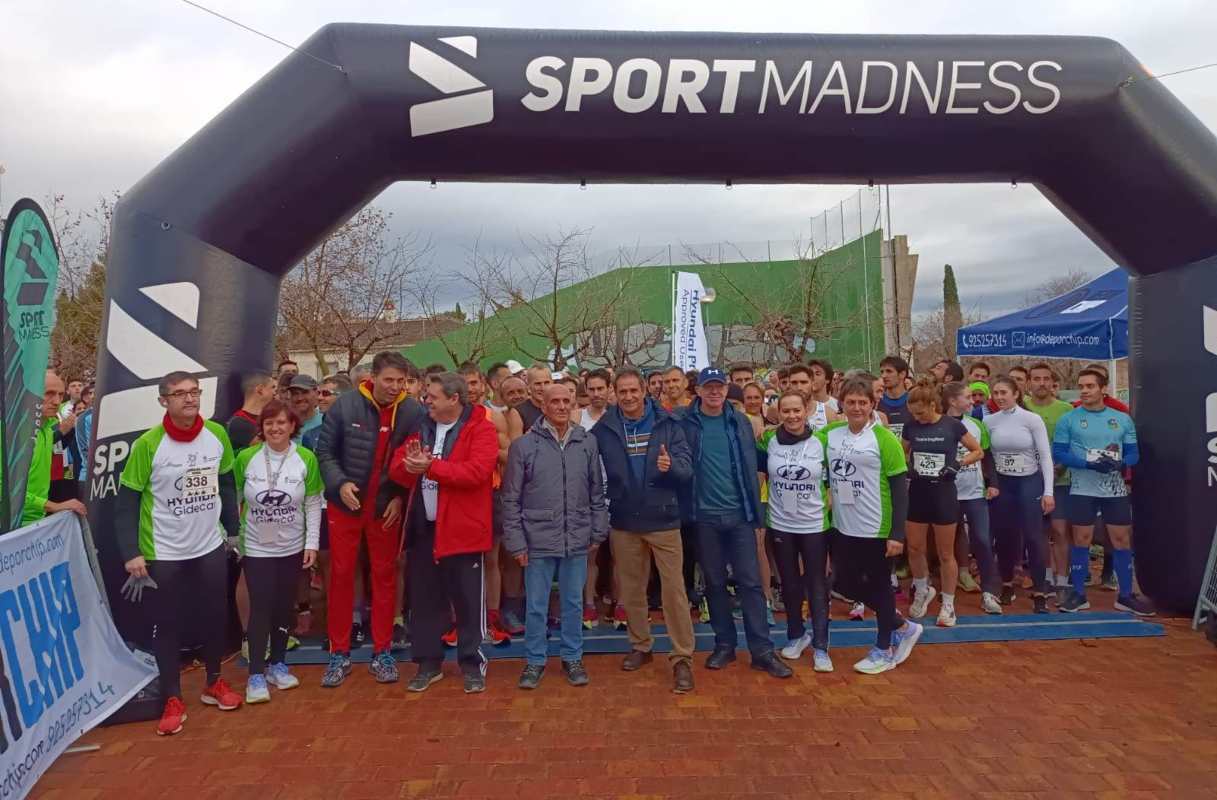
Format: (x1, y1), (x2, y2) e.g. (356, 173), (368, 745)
(0, 512), (157, 799)
(672, 271), (710, 371)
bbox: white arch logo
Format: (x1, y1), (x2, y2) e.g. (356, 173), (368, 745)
(96, 281), (216, 439)
(1206, 305), (1217, 434)
(408, 37), (493, 137)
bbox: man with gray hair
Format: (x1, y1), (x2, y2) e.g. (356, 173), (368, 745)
(389, 372), (500, 694)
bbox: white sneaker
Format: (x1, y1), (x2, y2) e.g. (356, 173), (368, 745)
(908, 585), (937, 619)
(957, 571), (980, 593)
(245, 674), (270, 704)
(892, 620), (923, 665)
(812, 649), (834, 673)
(936, 601), (957, 628)
(853, 647), (895, 675)
(266, 662), (300, 690)
(849, 602), (866, 620)
(981, 592), (1004, 615)
(780, 632), (813, 660)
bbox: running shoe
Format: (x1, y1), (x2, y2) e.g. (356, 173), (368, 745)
(321, 652), (352, 688)
(441, 626), (458, 647)
(350, 621), (367, 648)
(286, 635), (300, 652)
(266, 662), (299, 690)
(369, 651), (399, 684)
(1114, 594), (1156, 617)
(1032, 594), (1049, 614)
(698, 598), (710, 624)
(1101, 573), (1119, 592)
(936, 599), (957, 628)
(200, 678), (242, 710)
(464, 673), (486, 694)
(853, 647), (896, 675)
(487, 609), (514, 643)
(849, 602), (866, 621)
(407, 665), (444, 692)
(392, 623), (409, 651)
(518, 664), (545, 690)
(500, 608), (526, 635)
(891, 620), (924, 665)
(957, 571), (980, 593)
(780, 632), (813, 660)
(998, 585), (1017, 606)
(562, 660), (590, 686)
(1055, 586), (1070, 608)
(245, 674), (270, 705)
(1058, 591), (1090, 613)
(613, 605), (628, 630)
(908, 585), (937, 619)
(156, 696), (187, 736)
(582, 604), (599, 630)
(981, 592), (1003, 615)
(812, 649), (834, 673)
(294, 606), (312, 636)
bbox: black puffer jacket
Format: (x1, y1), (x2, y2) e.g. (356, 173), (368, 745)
(315, 386), (424, 515)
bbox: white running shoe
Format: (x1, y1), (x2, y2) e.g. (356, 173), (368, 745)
(853, 647), (896, 675)
(812, 649), (834, 673)
(957, 571), (980, 593)
(892, 620), (924, 665)
(981, 592), (1004, 615)
(936, 600), (957, 628)
(849, 602), (866, 620)
(245, 674), (270, 704)
(908, 585), (937, 619)
(266, 662), (300, 690)
(780, 632), (813, 660)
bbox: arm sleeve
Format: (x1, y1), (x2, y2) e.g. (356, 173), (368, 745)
(1122, 441), (1140, 468)
(887, 474), (908, 543)
(218, 471), (239, 539)
(426, 422), (499, 489)
(1028, 412), (1054, 496)
(115, 484), (143, 562)
(1052, 441), (1089, 470)
(588, 438), (609, 545)
(500, 440), (528, 557)
(303, 494), (322, 551)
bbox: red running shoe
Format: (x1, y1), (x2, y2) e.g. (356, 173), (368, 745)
(613, 605), (628, 630)
(486, 611), (512, 645)
(582, 605), (599, 630)
(441, 626), (458, 647)
(157, 696), (187, 736)
(200, 678), (242, 711)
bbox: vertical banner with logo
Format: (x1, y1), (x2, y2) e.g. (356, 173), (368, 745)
(0, 199), (61, 533)
(0, 512), (157, 797)
(671, 271), (709, 371)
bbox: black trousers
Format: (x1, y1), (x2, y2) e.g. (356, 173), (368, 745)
(830, 531), (905, 650)
(147, 545), (227, 698)
(243, 552), (300, 674)
(767, 529), (830, 650)
(407, 520), (486, 676)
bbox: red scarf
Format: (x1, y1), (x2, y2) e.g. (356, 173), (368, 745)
(163, 413), (204, 442)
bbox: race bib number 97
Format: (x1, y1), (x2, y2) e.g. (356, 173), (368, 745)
(995, 452), (1027, 475)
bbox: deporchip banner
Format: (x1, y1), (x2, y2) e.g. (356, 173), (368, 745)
(671, 271), (709, 371)
(0, 512), (157, 798)
(0, 200), (60, 533)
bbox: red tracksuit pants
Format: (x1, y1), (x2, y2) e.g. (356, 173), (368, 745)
(326, 506), (401, 653)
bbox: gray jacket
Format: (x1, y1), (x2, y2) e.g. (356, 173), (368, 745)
(501, 419), (609, 559)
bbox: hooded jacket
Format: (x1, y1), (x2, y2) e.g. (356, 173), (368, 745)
(591, 399), (692, 532)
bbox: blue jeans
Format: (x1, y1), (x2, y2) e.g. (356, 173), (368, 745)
(695, 513), (774, 658)
(992, 473), (1049, 594)
(523, 555), (588, 666)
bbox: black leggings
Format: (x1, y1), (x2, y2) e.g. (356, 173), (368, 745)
(767, 529), (829, 650)
(147, 545), (227, 698)
(243, 552), (301, 674)
(830, 531), (905, 650)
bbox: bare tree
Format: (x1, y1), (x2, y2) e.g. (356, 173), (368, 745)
(911, 306), (984, 369)
(1023, 268), (1091, 306)
(278, 207), (429, 370)
(403, 246), (494, 367)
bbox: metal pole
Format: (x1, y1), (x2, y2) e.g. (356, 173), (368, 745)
(859, 190), (873, 367)
(886, 185), (901, 355)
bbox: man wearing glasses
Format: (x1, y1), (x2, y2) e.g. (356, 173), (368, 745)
(117, 371), (244, 736)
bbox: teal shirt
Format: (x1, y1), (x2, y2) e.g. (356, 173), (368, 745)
(696, 412), (742, 514)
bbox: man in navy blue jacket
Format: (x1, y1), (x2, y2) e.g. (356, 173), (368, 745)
(592, 368), (695, 693)
(678, 367), (791, 679)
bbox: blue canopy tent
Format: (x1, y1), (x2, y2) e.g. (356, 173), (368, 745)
(957, 268), (1128, 382)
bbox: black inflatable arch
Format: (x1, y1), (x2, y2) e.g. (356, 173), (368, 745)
(91, 25), (1217, 617)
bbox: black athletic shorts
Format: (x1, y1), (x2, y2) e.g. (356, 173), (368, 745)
(907, 478), (959, 525)
(1067, 493), (1132, 526)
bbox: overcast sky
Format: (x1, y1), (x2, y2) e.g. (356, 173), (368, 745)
(3, 1), (1214, 318)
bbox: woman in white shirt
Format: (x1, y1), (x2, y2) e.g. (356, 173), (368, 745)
(234, 400), (323, 704)
(985, 377), (1055, 613)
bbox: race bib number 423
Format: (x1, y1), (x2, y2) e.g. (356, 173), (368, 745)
(913, 452), (946, 478)
(181, 467), (218, 500)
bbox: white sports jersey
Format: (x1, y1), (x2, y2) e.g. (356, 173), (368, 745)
(819, 421), (907, 539)
(235, 442), (323, 556)
(759, 429), (827, 534)
(808, 401), (832, 431)
(956, 415), (990, 501)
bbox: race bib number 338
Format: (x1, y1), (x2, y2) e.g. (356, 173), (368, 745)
(181, 467), (218, 500)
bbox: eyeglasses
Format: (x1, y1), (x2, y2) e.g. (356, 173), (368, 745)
(163, 389), (203, 400)
(318, 389), (335, 397)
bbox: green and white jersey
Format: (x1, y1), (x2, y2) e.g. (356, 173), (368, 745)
(758, 429), (828, 534)
(818, 420), (907, 539)
(956, 415), (989, 501)
(234, 442), (324, 557)
(119, 420), (235, 561)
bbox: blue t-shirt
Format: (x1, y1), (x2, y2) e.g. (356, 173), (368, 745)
(1053, 406), (1136, 498)
(621, 403), (656, 484)
(696, 412), (742, 514)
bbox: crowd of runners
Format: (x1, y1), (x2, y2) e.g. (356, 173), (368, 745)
(94, 349), (1147, 736)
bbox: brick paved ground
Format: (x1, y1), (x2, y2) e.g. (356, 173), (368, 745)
(34, 588), (1217, 800)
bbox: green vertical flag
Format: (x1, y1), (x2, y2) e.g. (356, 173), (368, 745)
(0, 198), (61, 532)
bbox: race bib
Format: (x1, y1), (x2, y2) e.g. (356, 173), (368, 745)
(833, 479), (856, 505)
(181, 466), (218, 500)
(888, 423), (904, 439)
(913, 452), (946, 478)
(957, 445), (978, 472)
(1086, 447), (1117, 463)
(995, 452), (1027, 475)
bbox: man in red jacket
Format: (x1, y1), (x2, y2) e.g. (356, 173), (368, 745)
(390, 372), (499, 694)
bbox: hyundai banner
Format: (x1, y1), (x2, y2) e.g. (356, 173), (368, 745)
(671, 271), (709, 371)
(0, 512), (157, 798)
